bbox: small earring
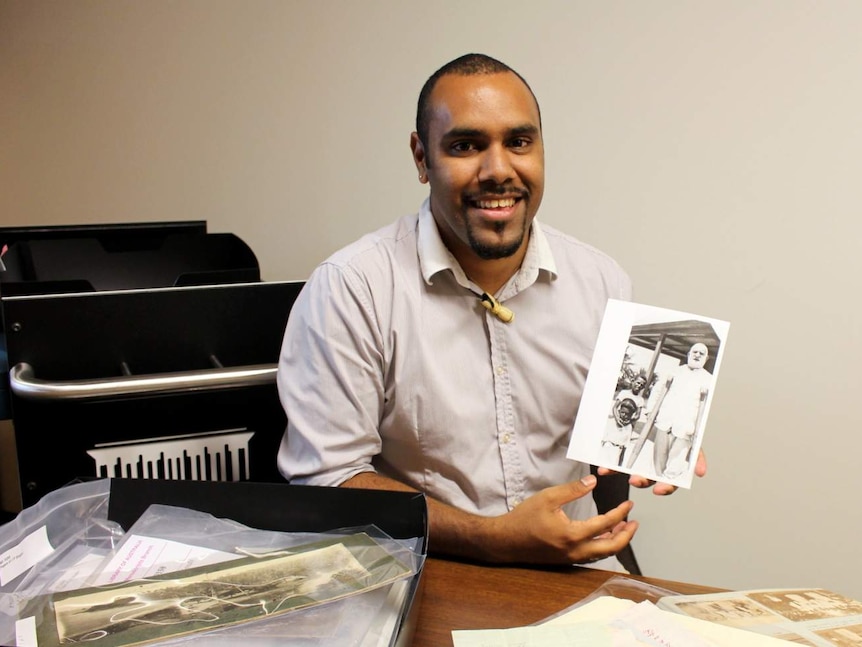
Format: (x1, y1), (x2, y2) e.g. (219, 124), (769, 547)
(418, 171), (426, 181)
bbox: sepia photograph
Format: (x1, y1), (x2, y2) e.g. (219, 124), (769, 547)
(31, 533), (411, 647)
(814, 623), (862, 647)
(567, 299), (730, 488)
(658, 587), (862, 647)
(747, 589), (862, 623)
(673, 596), (784, 628)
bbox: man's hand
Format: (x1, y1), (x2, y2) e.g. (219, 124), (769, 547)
(478, 474), (638, 564)
(342, 471), (637, 565)
(597, 448), (708, 495)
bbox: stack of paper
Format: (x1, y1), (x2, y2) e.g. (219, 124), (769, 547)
(451, 596), (792, 646)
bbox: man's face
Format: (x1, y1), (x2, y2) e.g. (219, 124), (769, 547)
(411, 72), (544, 263)
(632, 377), (646, 393)
(687, 343), (709, 369)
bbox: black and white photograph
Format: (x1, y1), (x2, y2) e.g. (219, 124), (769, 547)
(31, 533), (411, 647)
(567, 299), (730, 489)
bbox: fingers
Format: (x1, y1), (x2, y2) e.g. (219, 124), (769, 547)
(575, 518), (639, 565)
(599, 469), (657, 491)
(591, 518), (635, 541)
(627, 473), (677, 495)
(540, 479), (635, 550)
(649, 449), (706, 495)
(626, 473), (676, 495)
(577, 498), (635, 545)
(500, 482), (638, 564)
(695, 448), (707, 477)
(652, 481), (677, 495)
(542, 474), (598, 508)
(628, 474), (654, 489)
(628, 446), (707, 494)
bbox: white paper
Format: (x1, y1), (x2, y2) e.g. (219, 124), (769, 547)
(614, 601), (719, 647)
(553, 597), (792, 646)
(453, 622), (615, 647)
(543, 595), (636, 625)
(15, 615), (37, 647)
(50, 550), (107, 591)
(92, 534), (239, 585)
(453, 597), (793, 647)
(0, 525), (53, 586)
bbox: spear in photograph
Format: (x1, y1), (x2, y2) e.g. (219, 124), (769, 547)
(625, 375), (672, 469)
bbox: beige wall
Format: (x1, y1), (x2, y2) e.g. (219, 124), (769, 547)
(3, 1), (861, 597)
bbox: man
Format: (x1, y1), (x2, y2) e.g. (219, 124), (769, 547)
(651, 342), (712, 478)
(277, 53), (704, 567)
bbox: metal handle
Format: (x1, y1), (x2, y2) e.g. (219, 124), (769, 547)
(9, 361), (277, 401)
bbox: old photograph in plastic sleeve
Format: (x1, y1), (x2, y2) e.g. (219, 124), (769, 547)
(22, 532), (413, 647)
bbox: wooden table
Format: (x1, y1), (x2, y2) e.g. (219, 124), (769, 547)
(408, 557), (723, 647)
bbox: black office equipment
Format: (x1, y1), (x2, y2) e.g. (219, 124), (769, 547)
(0, 222), (303, 507)
(0, 220), (258, 295)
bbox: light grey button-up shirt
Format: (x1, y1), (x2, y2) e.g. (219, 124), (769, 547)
(277, 199), (631, 522)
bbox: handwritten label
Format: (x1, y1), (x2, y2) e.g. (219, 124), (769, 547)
(614, 601), (718, 647)
(0, 525), (53, 586)
(93, 535), (238, 585)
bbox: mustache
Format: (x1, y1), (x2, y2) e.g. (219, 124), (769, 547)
(463, 185), (528, 200)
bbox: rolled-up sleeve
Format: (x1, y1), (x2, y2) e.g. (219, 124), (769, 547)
(276, 261), (384, 486)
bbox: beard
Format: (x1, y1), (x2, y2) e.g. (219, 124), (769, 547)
(466, 217), (528, 260)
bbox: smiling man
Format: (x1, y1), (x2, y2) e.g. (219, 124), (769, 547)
(411, 68), (543, 295)
(276, 54), (700, 568)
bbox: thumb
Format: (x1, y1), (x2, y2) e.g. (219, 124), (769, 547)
(544, 474), (597, 507)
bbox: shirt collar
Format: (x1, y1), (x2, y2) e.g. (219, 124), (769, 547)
(417, 197), (558, 290)
(418, 198), (468, 286)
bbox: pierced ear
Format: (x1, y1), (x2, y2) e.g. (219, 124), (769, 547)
(410, 132), (428, 183)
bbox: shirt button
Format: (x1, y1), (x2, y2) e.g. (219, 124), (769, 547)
(501, 433), (511, 444)
(496, 366), (506, 376)
(512, 497), (523, 506)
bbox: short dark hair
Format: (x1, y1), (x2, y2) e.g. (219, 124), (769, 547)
(415, 53), (541, 150)
(619, 399), (638, 412)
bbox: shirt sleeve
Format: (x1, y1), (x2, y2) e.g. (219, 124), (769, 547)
(276, 261), (384, 486)
(617, 264), (634, 302)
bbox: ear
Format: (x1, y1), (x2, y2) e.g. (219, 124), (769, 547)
(410, 132), (429, 184)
